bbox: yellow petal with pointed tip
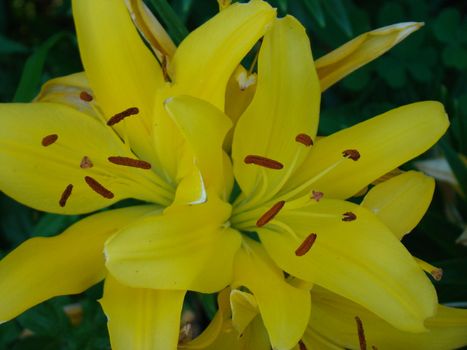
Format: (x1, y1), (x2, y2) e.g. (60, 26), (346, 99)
(362, 171), (435, 239)
(233, 239), (311, 350)
(165, 95), (233, 197)
(0, 102), (173, 214)
(170, 0), (275, 109)
(0, 205), (156, 323)
(316, 22), (423, 91)
(284, 101), (449, 200)
(258, 199), (437, 332)
(233, 16), (320, 203)
(73, 0), (164, 164)
(125, 0), (176, 59)
(101, 275), (185, 350)
(34, 72), (99, 119)
(105, 197), (241, 292)
(307, 286), (467, 350)
(231, 289), (259, 336)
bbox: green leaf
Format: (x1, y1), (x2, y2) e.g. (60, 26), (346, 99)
(31, 214), (80, 238)
(146, 0), (189, 45)
(340, 68), (370, 91)
(439, 138), (467, 197)
(0, 35), (28, 54)
(13, 32), (70, 103)
(321, 0), (353, 37)
(12, 336), (61, 350)
(171, 0), (195, 23)
(442, 45), (467, 70)
(302, 0), (326, 27)
(375, 56), (406, 88)
(0, 321), (21, 349)
(0, 195), (35, 246)
(433, 8), (461, 44)
(434, 258), (467, 287)
(197, 293), (218, 320)
(407, 61), (431, 82)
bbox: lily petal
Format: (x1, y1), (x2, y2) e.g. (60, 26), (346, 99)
(232, 239), (311, 350)
(101, 275), (185, 350)
(230, 290), (259, 336)
(316, 22), (423, 91)
(72, 0), (164, 164)
(258, 199), (437, 331)
(105, 197), (241, 293)
(0, 102), (173, 213)
(306, 286), (467, 350)
(34, 72), (98, 119)
(283, 101), (449, 200)
(361, 171), (435, 239)
(0, 205), (156, 323)
(164, 95), (233, 198)
(125, 0), (176, 59)
(233, 16), (320, 204)
(170, 0), (275, 110)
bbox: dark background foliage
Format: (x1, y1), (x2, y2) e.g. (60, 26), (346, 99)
(0, 0), (466, 348)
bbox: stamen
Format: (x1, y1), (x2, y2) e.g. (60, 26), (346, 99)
(295, 233), (317, 256)
(108, 156), (151, 169)
(256, 200), (285, 227)
(42, 134), (58, 146)
(311, 190), (324, 202)
(107, 107), (139, 126)
(431, 268), (443, 281)
(343, 149), (360, 161)
(244, 155), (283, 170)
(355, 316), (367, 350)
(84, 176), (114, 199)
(342, 212), (357, 222)
(295, 133), (313, 147)
(298, 341), (307, 350)
(161, 55), (172, 83)
(80, 156), (93, 169)
(79, 91), (93, 102)
(59, 184), (73, 207)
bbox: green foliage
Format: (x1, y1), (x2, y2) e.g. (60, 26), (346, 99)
(0, 0), (466, 348)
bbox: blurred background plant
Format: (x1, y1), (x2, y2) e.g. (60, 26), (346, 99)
(0, 0), (466, 348)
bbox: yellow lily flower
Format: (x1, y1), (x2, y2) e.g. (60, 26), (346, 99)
(0, 1), (452, 350)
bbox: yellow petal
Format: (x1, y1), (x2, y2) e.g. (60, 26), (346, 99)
(307, 286), (467, 350)
(105, 197), (241, 292)
(170, 0), (275, 110)
(258, 199), (437, 331)
(101, 275), (185, 350)
(230, 290), (259, 336)
(72, 0), (164, 165)
(125, 0), (176, 59)
(164, 95), (233, 198)
(361, 171), (435, 239)
(284, 101), (449, 200)
(180, 289), (231, 349)
(233, 16), (320, 204)
(0, 102), (173, 213)
(224, 65), (257, 152)
(232, 239), (310, 350)
(0, 205), (155, 323)
(34, 72), (99, 119)
(316, 22), (423, 91)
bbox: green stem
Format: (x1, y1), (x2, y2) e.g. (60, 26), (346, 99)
(146, 0), (189, 45)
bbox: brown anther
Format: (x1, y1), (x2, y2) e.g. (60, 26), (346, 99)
(84, 176), (114, 199)
(59, 184), (73, 207)
(311, 190), (324, 202)
(79, 91), (93, 102)
(342, 212), (357, 222)
(299, 341), (307, 350)
(343, 149), (360, 161)
(80, 156), (93, 169)
(244, 155), (283, 170)
(41, 134), (58, 146)
(256, 201), (285, 227)
(295, 233), (317, 256)
(107, 107), (139, 126)
(355, 316), (367, 350)
(295, 133), (313, 147)
(431, 268), (443, 281)
(161, 55), (172, 83)
(108, 156), (151, 169)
